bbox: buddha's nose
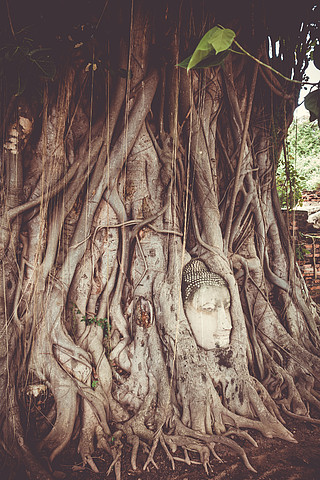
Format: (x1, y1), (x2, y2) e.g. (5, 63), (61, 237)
(217, 307), (232, 330)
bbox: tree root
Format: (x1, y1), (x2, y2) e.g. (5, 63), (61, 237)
(223, 428), (258, 447)
(39, 379), (78, 462)
(282, 405), (320, 425)
(106, 431), (123, 480)
(172, 417), (257, 472)
(118, 393), (260, 476)
(77, 400), (101, 473)
(297, 384), (320, 411)
(143, 433), (161, 471)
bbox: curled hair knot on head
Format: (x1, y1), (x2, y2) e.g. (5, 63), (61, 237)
(182, 259), (227, 304)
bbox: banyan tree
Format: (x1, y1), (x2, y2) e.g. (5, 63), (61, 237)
(1, 1), (320, 478)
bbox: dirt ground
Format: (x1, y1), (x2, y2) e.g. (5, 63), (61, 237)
(2, 411), (320, 480)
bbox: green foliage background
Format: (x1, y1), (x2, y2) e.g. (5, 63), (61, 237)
(276, 117), (320, 208)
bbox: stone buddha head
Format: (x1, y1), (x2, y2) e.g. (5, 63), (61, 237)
(182, 259), (232, 349)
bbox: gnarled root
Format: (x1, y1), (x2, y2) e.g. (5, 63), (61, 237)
(113, 385), (260, 476)
(170, 416), (257, 473)
(119, 410), (258, 475)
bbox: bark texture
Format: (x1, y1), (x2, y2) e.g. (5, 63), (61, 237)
(1, 1), (320, 478)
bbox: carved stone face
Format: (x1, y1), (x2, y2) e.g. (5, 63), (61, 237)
(184, 284), (232, 349)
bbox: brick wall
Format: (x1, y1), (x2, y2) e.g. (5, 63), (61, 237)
(290, 191), (320, 302)
(302, 190), (320, 203)
(298, 238), (320, 302)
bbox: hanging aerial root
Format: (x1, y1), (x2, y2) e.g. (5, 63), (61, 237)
(127, 434), (140, 470)
(77, 399), (101, 473)
(126, 433), (159, 471)
(159, 433), (175, 470)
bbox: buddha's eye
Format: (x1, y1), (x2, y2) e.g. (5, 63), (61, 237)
(202, 306), (214, 312)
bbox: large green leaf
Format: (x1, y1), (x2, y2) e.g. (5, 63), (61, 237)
(187, 41), (213, 72)
(187, 26), (235, 71)
(198, 49), (231, 67)
(178, 56), (191, 69)
(207, 26), (235, 54)
(179, 50), (230, 69)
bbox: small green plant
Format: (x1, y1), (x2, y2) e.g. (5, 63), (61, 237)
(295, 243), (311, 261)
(91, 379), (99, 390)
(71, 304), (112, 356)
(276, 160), (305, 209)
(74, 304), (110, 336)
(79, 311), (111, 337)
(294, 233), (311, 261)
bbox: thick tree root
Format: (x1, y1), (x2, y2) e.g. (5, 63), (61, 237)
(172, 417), (257, 473)
(114, 390), (259, 476)
(223, 428), (258, 447)
(282, 405), (320, 425)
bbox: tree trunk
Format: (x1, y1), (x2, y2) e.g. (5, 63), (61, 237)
(1, 1), (320, 478)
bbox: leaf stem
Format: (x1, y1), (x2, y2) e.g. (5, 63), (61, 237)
(233, 40), (317, 86)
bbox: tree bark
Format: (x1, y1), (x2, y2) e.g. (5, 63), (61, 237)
(1, 1), (319, 478)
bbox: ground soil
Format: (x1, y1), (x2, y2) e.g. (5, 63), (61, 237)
(2, 411), (320, 480)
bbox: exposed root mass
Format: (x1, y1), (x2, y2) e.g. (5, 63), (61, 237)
(0, 1), (319, 479)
